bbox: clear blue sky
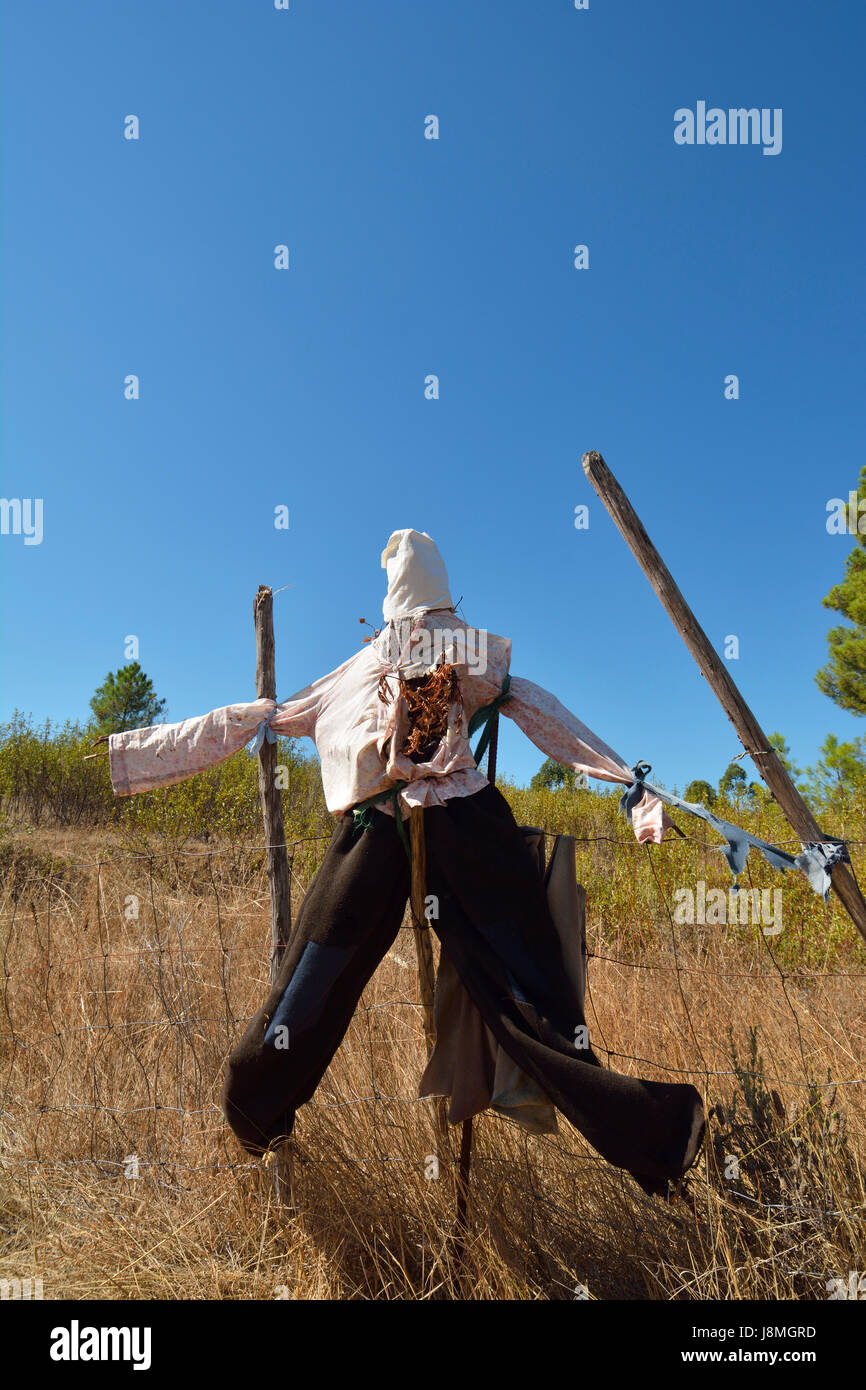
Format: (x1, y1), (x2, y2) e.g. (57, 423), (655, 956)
(2, 0), (864, 795)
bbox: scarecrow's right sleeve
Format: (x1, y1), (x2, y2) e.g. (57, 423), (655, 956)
(107, 661), (347, 797)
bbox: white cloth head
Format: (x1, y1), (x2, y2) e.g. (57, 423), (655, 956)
(381, 529), (453, 621)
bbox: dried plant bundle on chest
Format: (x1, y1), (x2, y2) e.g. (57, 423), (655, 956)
(378, 660), (463, 759)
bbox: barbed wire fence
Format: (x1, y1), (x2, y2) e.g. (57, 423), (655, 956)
(1, 825), (864, 1295)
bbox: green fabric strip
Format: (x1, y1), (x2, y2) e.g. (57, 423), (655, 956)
(351, 780), (411, 859)
(469, 672), (512, 767)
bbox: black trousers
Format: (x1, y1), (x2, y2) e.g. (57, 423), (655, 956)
(222, 784), (705, 1185)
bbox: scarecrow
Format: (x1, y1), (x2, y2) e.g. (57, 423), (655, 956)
(106, 530), (708, 1195)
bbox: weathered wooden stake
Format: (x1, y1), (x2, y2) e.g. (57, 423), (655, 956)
(453, 714), (498, 1261)
(409, 807), (450, 1161)
(582, 450), (866, 945)
(253, 584), (295, 1206)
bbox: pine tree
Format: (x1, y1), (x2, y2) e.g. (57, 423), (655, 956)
(802, 733), (866, 812)
(767, 731), (801, 781)
(683, 779), (716, 807)
(530, 757), (576, 792)
(718, 762), (762, 804)
(89, 663), (167, 735)
(817, 465), (866, 714)
(718, 763), (747, 799)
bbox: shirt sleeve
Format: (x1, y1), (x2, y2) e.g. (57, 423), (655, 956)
(108, 699), (277, 796)
(108, 652), (359, 797)
(501, 675), (671, 845)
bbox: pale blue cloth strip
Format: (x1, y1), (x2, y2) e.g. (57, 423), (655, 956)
(620, 763), (849, 901)
(247, 714), (279, 758)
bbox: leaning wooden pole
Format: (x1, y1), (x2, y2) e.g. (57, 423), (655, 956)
(253, 584), (295, 1205)
(581, 450), (866, 946)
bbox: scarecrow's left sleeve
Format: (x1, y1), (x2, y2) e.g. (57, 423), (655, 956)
(501, 676), (671, 845)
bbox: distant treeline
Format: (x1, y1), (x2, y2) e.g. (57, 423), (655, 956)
(1, 709), (864, 851)
(3, 711), (865, 969)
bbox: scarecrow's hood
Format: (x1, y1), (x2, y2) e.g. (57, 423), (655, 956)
(381, 529), (453, 622)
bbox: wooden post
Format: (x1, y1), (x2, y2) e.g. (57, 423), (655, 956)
(409, 807), (436, 1049)
(454, 714), (498, 1259)
(409, 806), (450, 1161)
(253, 584), (295, 1205)
(581, 450), (866, 945)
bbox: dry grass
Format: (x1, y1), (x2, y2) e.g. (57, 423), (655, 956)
(1, 825), (864, 1301)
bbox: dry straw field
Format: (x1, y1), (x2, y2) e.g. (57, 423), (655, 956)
(1, 763), (865, 1301)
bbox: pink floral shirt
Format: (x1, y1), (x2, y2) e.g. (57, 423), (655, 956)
(108, 612), (668, 844)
